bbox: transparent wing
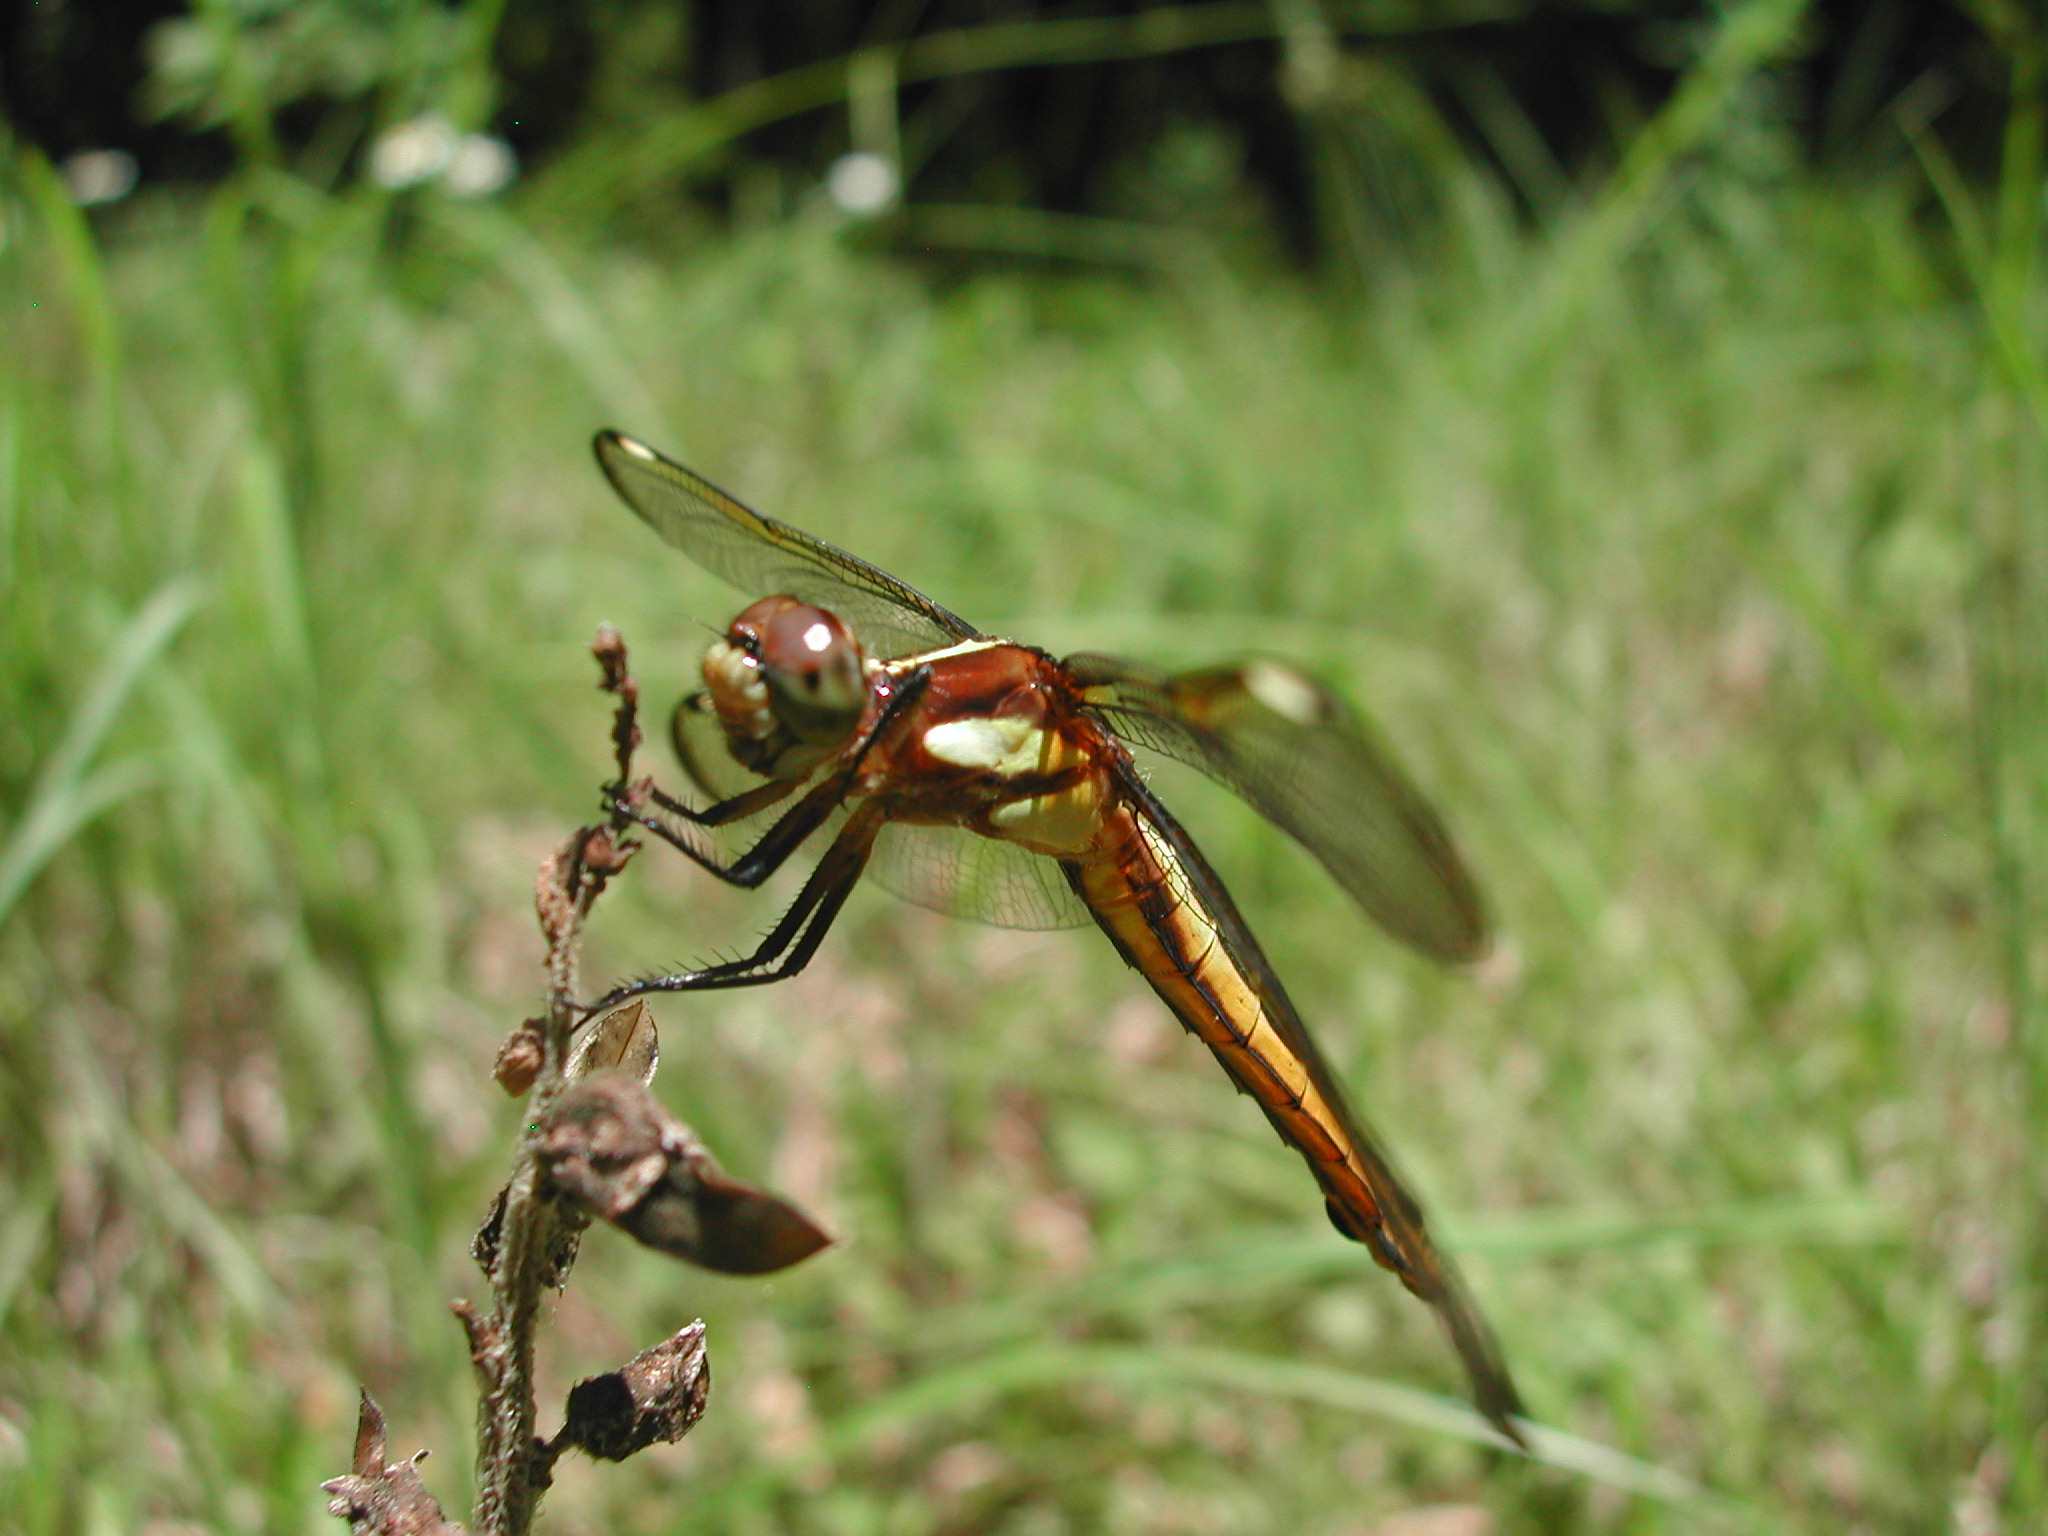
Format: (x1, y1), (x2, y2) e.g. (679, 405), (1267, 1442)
(1067, 654), (1488, 962)
(671, 690), (762, 805)
(671, 691), (1089, 930)
(595, 431), (980, 660)
(869, 822), (1093, 930)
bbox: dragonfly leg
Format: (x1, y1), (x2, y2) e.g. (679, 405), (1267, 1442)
(581, 806), (883, 1013)
(608, 666), (932, 890)
(639, 776), (793, 828)
(610, 774), (847, 889)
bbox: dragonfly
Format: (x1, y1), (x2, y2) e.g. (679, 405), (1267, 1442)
(585, 430), (1526, 1442)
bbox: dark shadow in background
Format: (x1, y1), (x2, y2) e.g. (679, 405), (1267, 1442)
(0, 0), (2010, 258)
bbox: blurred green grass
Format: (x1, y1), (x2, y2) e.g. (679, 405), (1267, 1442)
(3, 98), (2045, 1536)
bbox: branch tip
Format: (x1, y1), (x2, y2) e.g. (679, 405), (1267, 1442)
(323, 1390), (467, 1535)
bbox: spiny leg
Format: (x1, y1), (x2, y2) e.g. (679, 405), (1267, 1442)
(580, 806), (884, 1014)
(607, 667), (930, 889)
(611, 772), (847, 889)
(635, 775), (793, 829)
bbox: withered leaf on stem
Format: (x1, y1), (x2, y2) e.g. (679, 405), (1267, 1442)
(592, 623), (631, 694)
(533, 837), (584, 954)
(578, 825), (635, 878)
(322, 1391), (467, 1536)
(533, 1072), (669, 1220)
(471, 1184), (585, 1290)
(625, 1154), (835, 1275)
(556, 1319), (711, 1463)
(535, 1073), (831, 1274)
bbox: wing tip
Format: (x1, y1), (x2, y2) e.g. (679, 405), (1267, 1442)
(1386, 896), (1491, 966)
(1439, 911), (1494, 966)
(593, 428), (658, 465)
(1442, 1294), (1529, 1449)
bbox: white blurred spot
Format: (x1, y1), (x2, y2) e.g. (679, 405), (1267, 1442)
(442, 133), (517, 198)
(1372, 1505), (1493, 1536)
(925, 1441), (1005, 1501)
(1242, 659), (1323, 724)
(371, 116), (517, 197)
(60, 149), (138, 207)
(369, 114), (458, 190)
(801, 621), (832, 652)
(826, 151), (898, 214)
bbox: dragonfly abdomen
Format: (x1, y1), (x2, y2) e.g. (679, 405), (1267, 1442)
(1074, 801), (1378, 1208)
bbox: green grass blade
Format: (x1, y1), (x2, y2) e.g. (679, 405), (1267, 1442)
(0, 406), (18, 600)
(0, 756), (158, 929)
(21, 578), (203, 798)
(0, 1176), (55, 1331)
(12, 149), (121, 415)
(873, 1197), (1899, 1358)
(0, 577), (202, 924)
(1524, 0), (1810, 344)
(431, 202), (661, 426)
(818, 1342), (1748, 1521)
(50, 1015), (291, 1328)
(534, 0), (1534, 215)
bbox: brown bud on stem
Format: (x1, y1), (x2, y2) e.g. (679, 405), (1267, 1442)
(555, 1320), (711, 1463)
(492, 1020), (546, 1097)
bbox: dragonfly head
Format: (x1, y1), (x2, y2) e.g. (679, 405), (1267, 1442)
(703, 595), (869, 777)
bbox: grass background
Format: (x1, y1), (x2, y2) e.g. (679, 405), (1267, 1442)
(3, 8), (2047, 1532)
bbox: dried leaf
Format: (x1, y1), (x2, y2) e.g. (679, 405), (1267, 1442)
(579, 826), (635, 876)
(534, 1073), (670, 1220)
(534, 838), (583, 951)
(592, 624), (631, 693)
(566, 999), (659, 1086)
(322, 1391), (467, 1536)
(623, 1159), (833, 1275)
(471, 1183), (583, 1289)
(536, 1074), (831, 1274)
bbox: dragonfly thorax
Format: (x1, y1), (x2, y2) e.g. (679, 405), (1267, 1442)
(704, 595), (870, 779)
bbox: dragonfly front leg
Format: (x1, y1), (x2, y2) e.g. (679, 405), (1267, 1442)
(608, 666), (932, 889)
(610, 773), (844, 890)
(581, 805), (884, 1013)
(637, 776), (793, 829)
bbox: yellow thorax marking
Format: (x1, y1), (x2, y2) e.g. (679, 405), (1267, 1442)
(922, 715), (1046, 778)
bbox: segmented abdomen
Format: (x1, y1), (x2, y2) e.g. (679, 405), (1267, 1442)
(1070, 799), (1399, 1257)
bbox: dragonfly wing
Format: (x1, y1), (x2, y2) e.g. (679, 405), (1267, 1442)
(870, 822), (1093, 930)
(1066, 653), (1488, 963)
(595, 431), (982, 660)
(670, 689), (761, 802)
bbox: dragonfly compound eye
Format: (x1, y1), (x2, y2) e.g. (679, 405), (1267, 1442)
(756, 600), (867, 744)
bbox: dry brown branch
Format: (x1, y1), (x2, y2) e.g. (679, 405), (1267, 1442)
(322, 627), (829, 1536)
